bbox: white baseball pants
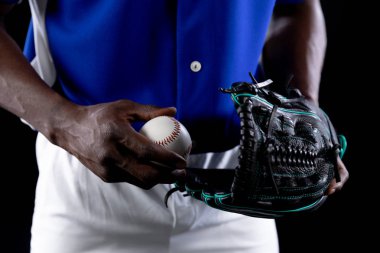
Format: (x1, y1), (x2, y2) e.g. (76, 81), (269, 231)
(30, 133), (278, 253)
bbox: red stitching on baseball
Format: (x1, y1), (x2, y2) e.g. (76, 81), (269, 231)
(155, 117), (181, 147)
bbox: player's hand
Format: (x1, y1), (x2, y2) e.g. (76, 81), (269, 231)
(325, 157), (349, 195)
(48, 99), (187, 189)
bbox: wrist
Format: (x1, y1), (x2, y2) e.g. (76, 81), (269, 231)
(38, 96), (80, 146)
(303, 94), (319, 107)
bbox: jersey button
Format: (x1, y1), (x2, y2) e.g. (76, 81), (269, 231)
(190, 61), (202, 72)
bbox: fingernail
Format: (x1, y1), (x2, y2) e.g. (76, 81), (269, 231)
(167, 107), (177, 115)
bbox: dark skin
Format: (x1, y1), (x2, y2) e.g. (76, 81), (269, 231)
(263, 0), (348, 194)
(0, 0), (347, 193)
(0, 4), (186, 190)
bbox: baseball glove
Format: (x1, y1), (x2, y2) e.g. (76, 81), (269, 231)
(165, 74), (347, 219)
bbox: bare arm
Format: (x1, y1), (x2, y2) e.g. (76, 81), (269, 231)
(0, 4), (71, 132)
(0, 4), (185, 188)
(263, 0), (326, 104)
(263, 0), (348, 194)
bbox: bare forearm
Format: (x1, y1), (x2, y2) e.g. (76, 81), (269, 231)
(263, 0), (327, 104)
(0, 24), (75, 137)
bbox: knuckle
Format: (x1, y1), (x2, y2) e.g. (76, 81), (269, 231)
(342, 172), (349, 183)
(135, 145), (155, 161)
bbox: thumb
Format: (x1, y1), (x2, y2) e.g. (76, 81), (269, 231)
(132, 104), (177, 122)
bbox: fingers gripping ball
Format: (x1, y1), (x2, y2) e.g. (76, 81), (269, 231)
(140, 116), (192, 159)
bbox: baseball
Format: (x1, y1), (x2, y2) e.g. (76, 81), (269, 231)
(139, 116), (192, 159)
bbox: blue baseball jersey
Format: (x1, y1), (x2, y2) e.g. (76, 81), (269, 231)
(5, 0), (304, 152)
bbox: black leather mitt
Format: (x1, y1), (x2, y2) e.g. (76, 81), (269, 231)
(165, 76), (347, 219)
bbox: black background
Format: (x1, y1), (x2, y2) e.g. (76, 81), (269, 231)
(0, 1), (375, 252)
